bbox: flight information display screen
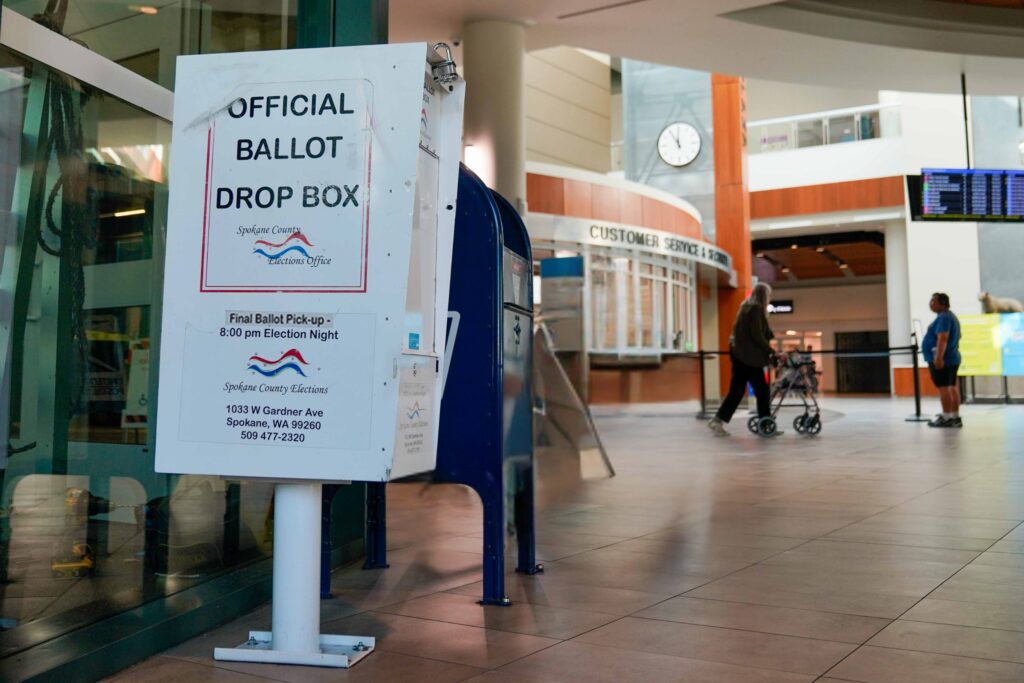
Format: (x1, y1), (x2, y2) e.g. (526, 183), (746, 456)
(921, 168), (1024, 221)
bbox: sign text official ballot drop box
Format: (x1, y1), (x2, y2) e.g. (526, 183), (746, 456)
(155, 43), (464, 668)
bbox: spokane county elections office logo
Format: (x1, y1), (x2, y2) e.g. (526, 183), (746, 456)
(247, 349), (310, 377)
(253, 230), (314, 260)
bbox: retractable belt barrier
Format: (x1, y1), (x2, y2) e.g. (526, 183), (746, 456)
(692, 344), (929, 423)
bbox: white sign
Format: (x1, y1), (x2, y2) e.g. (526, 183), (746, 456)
(157, 44), (462, 481)
(528, 213), (736, 286)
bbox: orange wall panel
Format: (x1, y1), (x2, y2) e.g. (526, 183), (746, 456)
(712, 74), (752, 394)
(588, 357), (702, 404)
(893, 367), (940, 397)
(592, 186), (622, 222)
(563, 179), (594, 218)
(526, 174), (564, 215)
(750, 177), (905, 219)
(620, 192), (643, 225)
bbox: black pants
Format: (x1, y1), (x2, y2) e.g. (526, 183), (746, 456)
(716, 353), (770, 423)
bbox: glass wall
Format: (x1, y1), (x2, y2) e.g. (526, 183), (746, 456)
(585, 249), (697, 355)
(6, 0), (297, 89)
(748, 104), (899, 154)
(0, 43), (274, 650)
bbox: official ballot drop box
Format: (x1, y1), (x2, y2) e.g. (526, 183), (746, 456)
(156, 43), (463, 483)
(154, 43), (464, 667)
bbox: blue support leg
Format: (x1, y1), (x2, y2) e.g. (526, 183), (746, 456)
(479, 485), (511, 606)
(514, 462), (543, 575)
(362, 481), (389, 569)
(320, 484), (338, 599)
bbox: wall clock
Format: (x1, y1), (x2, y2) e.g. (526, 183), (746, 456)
(657, 122), (701, 167)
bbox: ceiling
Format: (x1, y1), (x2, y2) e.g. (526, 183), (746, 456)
(390, 0), (1024, 94)
(752, 231), (885, 283)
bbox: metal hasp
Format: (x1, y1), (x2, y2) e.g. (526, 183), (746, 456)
(434, 165), (540, 605)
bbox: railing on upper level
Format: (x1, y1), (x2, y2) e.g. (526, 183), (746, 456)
(747, 103), (901, 154)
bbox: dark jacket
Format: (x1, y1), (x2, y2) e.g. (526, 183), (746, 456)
(729, 301), (775, 368)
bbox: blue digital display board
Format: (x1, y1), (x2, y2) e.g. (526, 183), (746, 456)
(921, 168), (1024, 221)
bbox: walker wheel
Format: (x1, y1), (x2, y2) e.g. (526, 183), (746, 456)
(805, 415), (822, 436)
(747, 416), (760, 434)
(757, 417), (777, 436)
(794, 415), (807, 433)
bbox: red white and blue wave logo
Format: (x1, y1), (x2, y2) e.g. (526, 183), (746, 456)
(253, 231), (314, 260)
(247, 349), (309, 377)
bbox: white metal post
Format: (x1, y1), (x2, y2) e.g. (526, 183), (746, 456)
(272, 482), (322, 654)
(213, 482), (375, 667)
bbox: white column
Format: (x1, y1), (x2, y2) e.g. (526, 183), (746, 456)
(272, 482), (322, 654)
(885, 219), (912, 388)
(462, 20), (526, 212)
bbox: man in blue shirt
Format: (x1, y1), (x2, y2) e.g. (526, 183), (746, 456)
(922, 292), (962, 428)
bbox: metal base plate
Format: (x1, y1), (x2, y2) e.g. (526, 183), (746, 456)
(214, 631), (375, 668)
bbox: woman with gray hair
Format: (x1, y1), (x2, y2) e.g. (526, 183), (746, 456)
(708, 282), (778, 436)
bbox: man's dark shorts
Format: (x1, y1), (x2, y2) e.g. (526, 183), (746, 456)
(928, 362), (960, 388)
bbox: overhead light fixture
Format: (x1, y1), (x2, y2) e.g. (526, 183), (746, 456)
(129, 4), (159, 14)
(790, 244), (798, 250)
(766, 219), (813, 230)
(113, 208), (146, 218)
(785, 330), (798, 336)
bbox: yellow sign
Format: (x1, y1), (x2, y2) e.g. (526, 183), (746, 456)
(958, 314), (1002, 376)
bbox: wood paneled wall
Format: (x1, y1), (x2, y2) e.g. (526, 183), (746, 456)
(750, 177), (905, 219)
(589, 356), (702, 403)
(713, 74), (753, 394)
(526, 173), (702, 239)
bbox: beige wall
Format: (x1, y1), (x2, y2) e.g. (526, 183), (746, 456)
(745, 78), (878, 121)
(525, 47), (611, 173)
(769, 283), (889, 393)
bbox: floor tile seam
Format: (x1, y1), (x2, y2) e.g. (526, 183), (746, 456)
(623, 612), (881, 646)
(895, 616), (1024, 636)
(564, 629), (853, 678)
(160, 654), (289, 682)
(827, 520), (1024, 675)
(322, 614), (563, 671)
(821, 534), (1002, 552)
(861, 640), (1024, 666)
(357, 607), (565, 643)
(794, 536), (985, 553)
(367, 600), (621, 639)
(650, 594), (897, 625)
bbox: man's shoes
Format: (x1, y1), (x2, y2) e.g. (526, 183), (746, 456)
(707, 418), (730, 436)
(953, 417), (963, 428)
(928, 416), (956, 428)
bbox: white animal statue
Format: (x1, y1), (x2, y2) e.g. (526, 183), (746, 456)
(979, 292), (1024, 314)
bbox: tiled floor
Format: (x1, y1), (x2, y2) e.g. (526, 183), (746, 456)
(108, 398), (1024, 682)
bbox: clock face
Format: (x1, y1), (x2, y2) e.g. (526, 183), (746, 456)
(657, 122), (701, 167)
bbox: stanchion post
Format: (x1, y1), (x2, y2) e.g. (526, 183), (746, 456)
(696, 350), (708, 419)
(906, 342), (930, 422)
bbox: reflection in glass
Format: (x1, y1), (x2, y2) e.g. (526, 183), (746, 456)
(0, 44), (273, 654)
(6, 1), (298, 89)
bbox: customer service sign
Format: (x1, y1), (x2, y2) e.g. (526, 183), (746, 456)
(156, 45), (428, 481)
